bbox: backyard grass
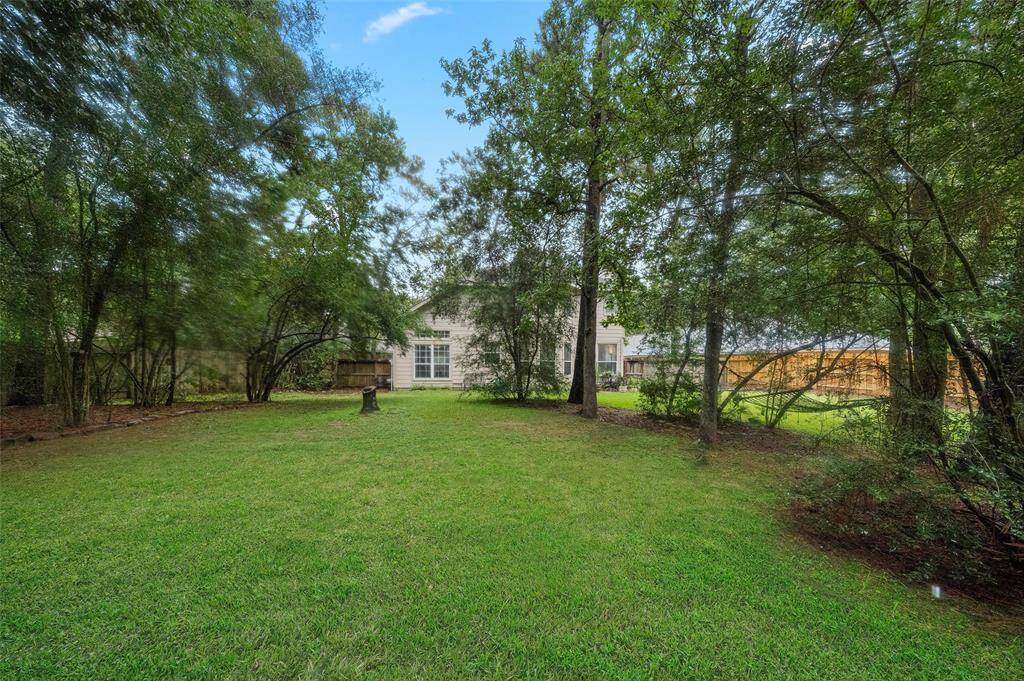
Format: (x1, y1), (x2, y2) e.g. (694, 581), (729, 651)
(2, 390), (1021, 678)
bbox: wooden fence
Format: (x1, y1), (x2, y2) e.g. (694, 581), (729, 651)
(722, 348), (972, 402)
(334, 353), (391, 389)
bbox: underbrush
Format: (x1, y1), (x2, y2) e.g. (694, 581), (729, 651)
(790, 407), (1024, 602)
(790, 453), (1023, 601)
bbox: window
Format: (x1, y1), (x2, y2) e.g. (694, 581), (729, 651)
(482, 341), (499, 367)
(414, 344), (432, 378)
(432, 344), (450, 378)
(562, 343), (573, 376)
(598, 343), (618, 375)
(414, 343), (450, 379)
(540, 345), (556, 367)
(431, 330), (450, 338)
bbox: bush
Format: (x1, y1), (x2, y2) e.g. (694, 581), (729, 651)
(599, 372), (623, 391)
(791, 452), (1023, 597)
(276, 344), (338, 391)
(462, 359), (566, 401)
(637, 367), (701, 420)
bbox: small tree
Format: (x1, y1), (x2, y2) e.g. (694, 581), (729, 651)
(431, 149), (574, 401)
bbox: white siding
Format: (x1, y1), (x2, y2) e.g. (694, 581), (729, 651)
(389, 297), (626, 389)
(390, 310), (475, 389)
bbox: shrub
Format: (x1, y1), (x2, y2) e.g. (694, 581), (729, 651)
(637, 367), (701, 420)
(599, 372), (623, 391)
(791, 451), (1023, 597)
(276, 344), (338, 391)
(462, 358), (566, 401)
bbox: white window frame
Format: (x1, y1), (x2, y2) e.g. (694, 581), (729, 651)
(562, 343), (573, 376)
(597, 343), (618, 376)
(414, 343), (450, 380)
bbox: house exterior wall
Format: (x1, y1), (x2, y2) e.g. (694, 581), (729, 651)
(389, 298), (627, 390)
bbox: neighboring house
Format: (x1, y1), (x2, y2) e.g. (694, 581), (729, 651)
(389, 297), (627, 390)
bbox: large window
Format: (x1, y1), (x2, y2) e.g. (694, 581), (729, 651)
(562, 343), (573, 376)
(598, 343), (618, 375)
(415, 344), (450, 379)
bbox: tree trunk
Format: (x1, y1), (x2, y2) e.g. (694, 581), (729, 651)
(698, 302), (725, 444)
(697, 22), (749, 445)
(165, 330), (177, 406)
(909, 306), (949, 447)
(887, 298), (912, 440)
(905, 179), (948, 449)
(567, 299), (588, 404)
(68, 349), (90, 426)
(578, 15), (610, 419)
(579, 169), (602, 418)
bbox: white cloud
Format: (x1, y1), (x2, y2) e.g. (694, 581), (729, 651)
(363, 3), (444, 44)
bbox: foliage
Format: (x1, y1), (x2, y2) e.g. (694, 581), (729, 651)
(638, 369), (701, 421)
(431, 149), (575, 402)
(792, 452), (1022, 595)
(599, 372), (624, 391)
(0, 0), (414, 417)
(275, 343), (343, 392)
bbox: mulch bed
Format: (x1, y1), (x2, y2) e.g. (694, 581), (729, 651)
(546, 401), (810, 456)
(1, 401), (253, 446)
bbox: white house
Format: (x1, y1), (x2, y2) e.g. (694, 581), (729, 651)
(389, 297), (627, 389)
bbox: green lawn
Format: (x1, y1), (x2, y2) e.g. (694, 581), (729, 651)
(2, 391), (1020, 678)
(598, 390), (863, 436)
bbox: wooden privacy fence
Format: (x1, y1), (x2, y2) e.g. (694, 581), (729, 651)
(334, 353), (391, 389)
(722, 348), (972, 403)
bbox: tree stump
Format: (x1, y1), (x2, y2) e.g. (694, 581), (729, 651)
(360, 386), (380, 415)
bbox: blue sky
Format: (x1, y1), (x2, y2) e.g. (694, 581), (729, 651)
(319, 1), (547, 182)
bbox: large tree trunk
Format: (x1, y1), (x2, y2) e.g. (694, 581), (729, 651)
(567, 298), (588, 404)
(888, 301), (912, 439)
(577, 15), (611, 419)
(909, 305), (949, 447)
(698, 290), (725, 444)
(904, 174), (949, 448)
(696, 23), (749, 445)
(579, 146), (603, 418)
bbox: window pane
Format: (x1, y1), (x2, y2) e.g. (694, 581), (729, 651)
(563, 343), (573, 376)
(598, 343), (617, 362)
(483, 341), (499, 366)
(415, 344), (432, 378)
(433, 344), (450, 378)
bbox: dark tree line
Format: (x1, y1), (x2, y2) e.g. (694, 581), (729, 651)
(1, 1), (415, 423)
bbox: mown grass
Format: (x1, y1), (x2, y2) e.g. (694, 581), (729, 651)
(2, 390), (1021, 678)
